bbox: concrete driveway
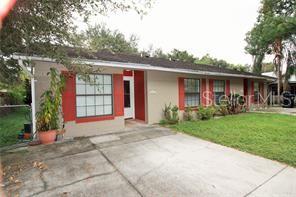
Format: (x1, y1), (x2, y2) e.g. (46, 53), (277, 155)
(2, 125), (296, 197)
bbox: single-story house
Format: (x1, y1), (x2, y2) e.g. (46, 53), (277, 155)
(14, 49), (274, 137)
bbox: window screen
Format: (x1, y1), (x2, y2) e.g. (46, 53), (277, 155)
(76, 74), (113, 117)
(214, 80), (225, 105)
(184, 79), (200, 107)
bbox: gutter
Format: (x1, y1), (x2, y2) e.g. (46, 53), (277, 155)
(12, 54), (274, 81)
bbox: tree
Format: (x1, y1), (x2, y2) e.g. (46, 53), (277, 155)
(76, 24), (139, 54)
(152, 48), (168, 59)
(262, 62), (275, 72)
(245, 0), (296, 103)
(168, 49), (196, 63)
(283, 36), (296, 91)
(195, 54), (249, 71)
(0, 0), (151, 86)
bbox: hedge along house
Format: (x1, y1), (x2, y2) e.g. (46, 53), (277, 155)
(14, 49), (274, 137)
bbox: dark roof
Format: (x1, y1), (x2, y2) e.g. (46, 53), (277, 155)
(64, 48), (273, 79)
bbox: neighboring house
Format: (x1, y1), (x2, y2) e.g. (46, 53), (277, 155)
(262, 72), (296, 95)
(14, 49), (273, 137)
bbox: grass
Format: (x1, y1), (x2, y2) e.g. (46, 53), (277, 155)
(0, 107), (30, 147)
(172, 113), (296, 167)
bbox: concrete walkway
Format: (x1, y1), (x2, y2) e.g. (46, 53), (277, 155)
(1, 125), (296, 196)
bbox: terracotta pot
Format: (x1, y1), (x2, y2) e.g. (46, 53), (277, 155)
(38, 130), (57, 144)
(24, 133), (31, 140)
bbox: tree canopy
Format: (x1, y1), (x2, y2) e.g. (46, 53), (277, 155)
(245, 0), (296, 73)
(167, 49), (196, 63)
(0, 0), (151, 87)
(75, 24), (139, 54)
(245, 0), (295, 95)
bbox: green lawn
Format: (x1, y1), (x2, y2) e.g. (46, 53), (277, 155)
(172, 113), (296, 167)
(0, 107), (30, 147)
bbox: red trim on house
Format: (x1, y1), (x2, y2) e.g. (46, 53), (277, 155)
(259, 82), (264, 103)
(250, 80), (255, 104)
(226, 80), (230, 96)
(243, 79), (248, 97)
(201, 79), (207, 106)
(208, 79), (214, 105)
(134, 70), (145, 121)
(76, 115), (115, 123)
(62, 71), (76, 122)
(113, 74), (124, 116)
(123, 70), (133, 76)
(178, 77), (185, 110)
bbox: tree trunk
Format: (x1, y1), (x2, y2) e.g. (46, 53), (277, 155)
(252, 54), (265, 74)
(273, 38), (283, 105)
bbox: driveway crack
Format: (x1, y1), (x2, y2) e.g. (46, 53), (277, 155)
(28, 171), (115, 197)
(97, 147), (144, 197)
(244, 165), (288, 197)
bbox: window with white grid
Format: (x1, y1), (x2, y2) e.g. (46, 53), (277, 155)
(76, 74), (113, 117)
(184, 79), (200, 107)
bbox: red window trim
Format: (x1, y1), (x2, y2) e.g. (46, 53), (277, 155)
(178, 77), (185, 110)
(201, 78), (207, 106)
(62, 73), (124, 124)
(226, 80), (230, 96)
(250, 80), (255, 104)
(123, 70), (133, 76)
(75, 115), (115, 123)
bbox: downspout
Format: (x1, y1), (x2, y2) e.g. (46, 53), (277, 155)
(18, 59), (37, 139)
(31, 72), (36, 138)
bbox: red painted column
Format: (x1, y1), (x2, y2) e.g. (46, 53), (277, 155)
(113, 74), (124, 116)
(134, 71), (145, 121)
(243, 79), (248, 97)
(226, 80), (230, 96)
(62, 71), (76, 122)
(178, 77), (185, 110)
(208, 79), (214, 106)
(250, 80), (255, 104)
(201, 79), (207, 106)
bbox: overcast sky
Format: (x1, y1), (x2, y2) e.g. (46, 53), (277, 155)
(77, 0), (261, 65)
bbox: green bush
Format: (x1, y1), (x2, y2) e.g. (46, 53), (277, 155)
(196, 106), (216, 120)
(217, 100), (229, 116)
(171, 105), (179, 124)
(163, 103), (172, 121)
(161, 103), (179, 124)
(183, 107), (194, 121)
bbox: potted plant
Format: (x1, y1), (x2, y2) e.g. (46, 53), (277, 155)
(36, 68), (65, 144)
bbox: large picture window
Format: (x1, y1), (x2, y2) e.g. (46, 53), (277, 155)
(76, 74), (113, 118)
(184, 79), (200, 107)
(214, 80), (225, 105)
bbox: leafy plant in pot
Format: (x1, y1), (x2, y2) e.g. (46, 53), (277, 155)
(36, 68), (65, 144)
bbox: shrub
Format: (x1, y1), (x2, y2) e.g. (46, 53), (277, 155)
(161, 103), (179, 124)
(217, 100), (229, 116)
(196, 106), (216, 120)
(170, 105), (179, 124)
(228, 93), (245, 114)
(183, 107), (193, 121)
(163, 103), (172, 121)
(218, 105), (229, 116)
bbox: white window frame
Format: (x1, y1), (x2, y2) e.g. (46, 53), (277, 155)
(75, 74), (113, 118)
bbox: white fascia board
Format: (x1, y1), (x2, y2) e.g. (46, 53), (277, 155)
(12, 54), (271, 80)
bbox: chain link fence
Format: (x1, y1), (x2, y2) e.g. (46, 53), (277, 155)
(0, 105), (32, 148)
